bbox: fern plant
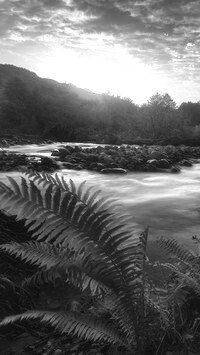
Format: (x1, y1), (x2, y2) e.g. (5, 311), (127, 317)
(156, 237), (200, 353)
(0, 171), (168, 354)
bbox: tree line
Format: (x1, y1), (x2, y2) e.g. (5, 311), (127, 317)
(1, 70), (200, 145)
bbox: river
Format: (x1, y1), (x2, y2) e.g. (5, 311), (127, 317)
(3, 143), (200, 258)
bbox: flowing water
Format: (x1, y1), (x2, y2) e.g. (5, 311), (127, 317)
(3, 143), (200, 258)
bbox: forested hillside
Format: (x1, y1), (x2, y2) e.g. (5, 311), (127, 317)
(1, 64), (200, 145)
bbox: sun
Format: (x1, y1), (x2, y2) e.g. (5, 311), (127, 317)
(36, 45), (166, 104)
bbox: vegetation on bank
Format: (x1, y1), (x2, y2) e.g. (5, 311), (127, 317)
(1, 64), (200, 146)
(0, 172), (200, 355)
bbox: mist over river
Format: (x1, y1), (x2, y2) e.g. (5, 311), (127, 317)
(4, 143), (200, 257)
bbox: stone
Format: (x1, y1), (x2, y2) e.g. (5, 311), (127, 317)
(179, 159), (192, 167)
(146, 159), (159, 167)
(0, 149), (5, 157)
(41, 156), (54, 168)
(171, 165), (180, 173)
(61, 162), (74, 169)
(58, 147), (68, 156)
(87, 153), (99, 162)
(101, 168), (127, 174)
(159, 159), (171, 168)
(51, 149), (59, 156)
(74, 164), (82, 170)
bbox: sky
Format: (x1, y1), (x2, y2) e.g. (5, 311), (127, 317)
(0, 0), (200, 105)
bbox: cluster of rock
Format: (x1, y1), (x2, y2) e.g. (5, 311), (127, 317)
(1, 144), (200, 174)
(0, 136), (53, 147)
(49, 144), (200, 174)
(0, 150), (28, 171)
(0, 150), (58, 172)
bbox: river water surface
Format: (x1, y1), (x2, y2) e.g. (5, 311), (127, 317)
(4, 143), (200, 258)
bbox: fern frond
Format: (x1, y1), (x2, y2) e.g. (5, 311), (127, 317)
(23, 265), (107, 298)
(158, 237), (195, 263)
(158, 237), (200, 275)
(0, 172), (145, 338)
(0, 242), (74, 270)
(0, 311), (129, 348)
(161, 262), (200, 296)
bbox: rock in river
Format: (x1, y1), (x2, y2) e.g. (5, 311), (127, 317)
(101, 168), (127, 174)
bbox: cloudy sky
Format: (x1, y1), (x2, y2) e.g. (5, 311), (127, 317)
(1, 0), (200, 104)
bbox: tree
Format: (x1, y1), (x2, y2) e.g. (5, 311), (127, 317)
(145, 93), (179, 139)
(148, 93), (177, 111)
(1, 77), (30, 131)
(179, 102), (200, 127)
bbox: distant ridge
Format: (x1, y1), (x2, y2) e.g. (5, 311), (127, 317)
(0, 63), (112, 142)
(0, 63), (100, 101)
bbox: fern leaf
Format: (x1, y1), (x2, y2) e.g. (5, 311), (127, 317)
(0, 311), (128, 348)
(69, 179), (77, 194)
(61, 176), (70, 191)
(0, 172), (144, 338)
(158, 237), (196, 268)
(7, 176), (21, 195)
(51, 187), (61, 214)
(21, 177), (29, 199)
(0, 241), (77, 275)
(86, 189), (102, 208)
(66, 195), (78, 220)
(59, 192), (72, 216)
(76, 180), (87, 200)
(44, 184), (53, 209)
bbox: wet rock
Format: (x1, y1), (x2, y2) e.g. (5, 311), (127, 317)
(51, 149), (59, 156)
(58, 147), (68, 157)
(76, 151), (88, 160)
(171, 165), (180, 173)
(41, 156), (57, 169)
(148, 150), (167, 160)
(0, 149), (5, 157)
(179, 159), (192, 167)
(87, 153), (99, 162)
(146, 159), (159, 167)
(159, 159), (171, 168)
(61, 162), (75, 169)
(74, 164), (83, 170)
(101, 168), (127, 174)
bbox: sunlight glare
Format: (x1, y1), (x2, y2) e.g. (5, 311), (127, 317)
(36, 45), (167, 104)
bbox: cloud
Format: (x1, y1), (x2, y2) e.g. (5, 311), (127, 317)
(1, 0), (200, 103)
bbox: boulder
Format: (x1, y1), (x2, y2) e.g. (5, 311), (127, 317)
(0, 149), (5, 157)
(87, 153), (99, 162)
(51, 149), (59, 156)
(101, 168), (127, 174)
(58, 147), (68, 156)
(41, 156), (56, 169)
(146, 159), (159, 166)
(148, 150), (166, 160)
(171, 165), (180, 173)
(61, 162), (75, 169)
(159, 159), (171, 168)
(178, 159), (192, 167)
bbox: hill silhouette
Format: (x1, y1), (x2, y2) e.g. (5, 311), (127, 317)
(1, 64), (200, 145)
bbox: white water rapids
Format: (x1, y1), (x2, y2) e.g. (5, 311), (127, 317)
(3, 142), (200, 258)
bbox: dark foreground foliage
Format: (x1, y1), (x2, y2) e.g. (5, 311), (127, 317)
(0, 172), (200, 354)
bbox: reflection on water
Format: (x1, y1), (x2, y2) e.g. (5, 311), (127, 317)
(3, 143), (200, 253)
